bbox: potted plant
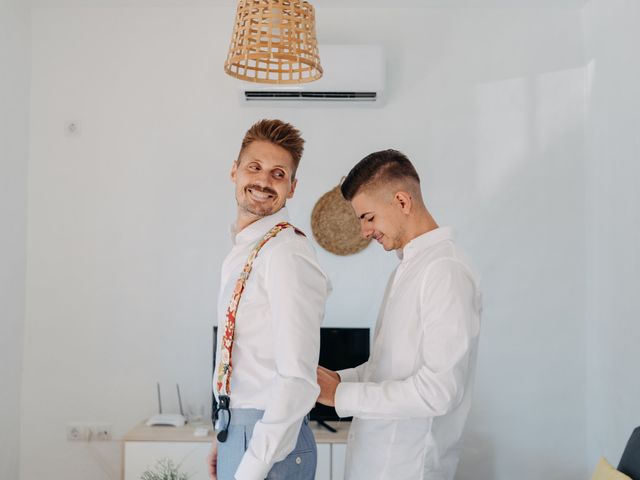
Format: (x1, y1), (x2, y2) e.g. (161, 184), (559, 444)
(140, 458), (190, 480)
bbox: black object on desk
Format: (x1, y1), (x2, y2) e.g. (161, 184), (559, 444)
(311, 327), (370, 429)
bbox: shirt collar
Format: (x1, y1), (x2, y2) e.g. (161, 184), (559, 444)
(397, 226), (455, 261)
(231, 207), (291, 246)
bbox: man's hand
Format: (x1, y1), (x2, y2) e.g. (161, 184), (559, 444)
(207, 441), (218, 480)
(317, 366), (340, 407)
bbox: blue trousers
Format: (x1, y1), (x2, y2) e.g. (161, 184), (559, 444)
(217, 409), (317, 480)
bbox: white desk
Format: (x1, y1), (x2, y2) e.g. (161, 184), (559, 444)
(122, 420), (350, 480)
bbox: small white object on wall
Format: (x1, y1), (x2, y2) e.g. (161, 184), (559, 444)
(65, 121), (80, 136)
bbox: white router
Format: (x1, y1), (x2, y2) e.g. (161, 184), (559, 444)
(146, 383), (187, 427)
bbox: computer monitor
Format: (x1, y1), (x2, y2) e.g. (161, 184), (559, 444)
(212, 326), (371, 424)
(310, 327), (370, 423)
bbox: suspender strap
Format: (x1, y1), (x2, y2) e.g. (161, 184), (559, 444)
(215, 221), (305, 398)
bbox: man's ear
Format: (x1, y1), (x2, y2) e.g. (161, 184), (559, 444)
(287, 178), (298, 199)
(394, 191), (413, 215)
(230, 160), (238, 183)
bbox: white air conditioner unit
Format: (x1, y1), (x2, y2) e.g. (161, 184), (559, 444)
(237, 45), (385, 105)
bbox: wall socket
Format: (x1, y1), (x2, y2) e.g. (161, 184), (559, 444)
(66, 424), (89, 441)
(90, 424), (112, 441)
(66, 423), (112, 441)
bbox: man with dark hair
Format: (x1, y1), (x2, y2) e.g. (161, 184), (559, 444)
(317, 149), (482, 480)
(208, 119), (330, 480)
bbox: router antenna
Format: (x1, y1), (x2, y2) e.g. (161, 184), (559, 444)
(156, 382), (163, 414)
(176, 384), (184, 417)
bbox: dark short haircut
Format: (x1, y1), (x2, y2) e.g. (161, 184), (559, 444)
(340, 149), (420, 201)
(238, 119), (305, 177)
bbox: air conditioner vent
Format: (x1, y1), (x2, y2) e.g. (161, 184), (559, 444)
(237, 45), (384, 105)
(244, 91), (377, 101)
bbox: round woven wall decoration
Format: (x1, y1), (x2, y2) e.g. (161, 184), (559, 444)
(224, 0), (323, 84)
(311, 185), (371, 256)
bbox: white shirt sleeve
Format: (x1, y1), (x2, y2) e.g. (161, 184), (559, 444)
(235, 238), (329, 480)
(337, 267), (397, 385)
(337, 362), (369, 383)
(335, 259), (480, 420)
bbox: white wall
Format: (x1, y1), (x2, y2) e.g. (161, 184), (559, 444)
(22, 5), (588, 480)
(0, 0), (30, 479)
(583, 0), (640, 469)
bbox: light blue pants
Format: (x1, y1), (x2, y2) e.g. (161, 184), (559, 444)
(217, 409), (317, 480)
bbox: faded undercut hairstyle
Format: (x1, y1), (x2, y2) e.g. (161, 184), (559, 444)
(340, 149), (421, 201)
(238, 119), (305, 178)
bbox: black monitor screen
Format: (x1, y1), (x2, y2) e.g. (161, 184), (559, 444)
(311, 327), (370, 422)
(213, 326), (370, 422)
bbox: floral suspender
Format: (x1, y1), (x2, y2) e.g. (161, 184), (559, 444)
(214, 221), (304, 442)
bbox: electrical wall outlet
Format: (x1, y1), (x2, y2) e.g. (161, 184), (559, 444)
(66, 424), (88, 441)
(90, 424), (112, 441)
(67, 423), (112, 441)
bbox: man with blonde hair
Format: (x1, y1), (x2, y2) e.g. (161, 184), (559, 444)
(208, 119), (330, 480)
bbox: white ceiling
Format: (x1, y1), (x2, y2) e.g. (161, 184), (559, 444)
(29, 0), (589, 9)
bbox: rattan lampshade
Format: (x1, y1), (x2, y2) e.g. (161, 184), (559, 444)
(224, 0), (323, 84)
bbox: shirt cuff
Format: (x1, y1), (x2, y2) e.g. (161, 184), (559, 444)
(335, 382), (361, 419)
(235, 451), (271, 480)
(336, 367), (358, 383)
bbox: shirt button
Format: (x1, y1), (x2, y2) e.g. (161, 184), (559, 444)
(295, 456), (302, 465)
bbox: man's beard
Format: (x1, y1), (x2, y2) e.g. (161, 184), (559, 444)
(381, 227), (405, 251)
(238, 184), (281, 217)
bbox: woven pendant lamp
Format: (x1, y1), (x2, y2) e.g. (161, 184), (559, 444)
(224, 0), (323, 84)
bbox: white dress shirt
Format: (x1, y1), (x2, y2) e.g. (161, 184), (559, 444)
(215, 208), (330, 479)
(336, 227), (481, 480)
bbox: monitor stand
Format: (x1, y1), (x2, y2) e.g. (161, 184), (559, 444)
(316, 420), (337, 433)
